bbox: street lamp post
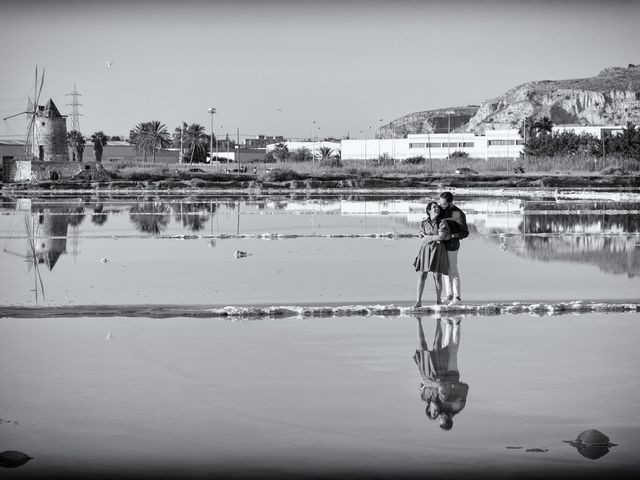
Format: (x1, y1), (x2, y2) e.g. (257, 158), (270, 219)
(378, 118), (383, 159)
(208, 107), (216, 163)
(312, 120), (316, 164)
(447, 111), (451, 159)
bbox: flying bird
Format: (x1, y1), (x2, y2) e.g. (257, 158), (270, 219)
(105, 60), (115, 67)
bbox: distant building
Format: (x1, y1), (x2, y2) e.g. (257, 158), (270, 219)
(266, 141), (341, 155)
(245, 135), (285, 148)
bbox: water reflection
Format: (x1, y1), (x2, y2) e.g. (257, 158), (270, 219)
(413, 316), (468, 430)
(91, 204), (108, 226)
(1, 196), (639, 280)
(493, 234), (640, 277)
(172, 201), (216, 232)
(129, 202), (171, 234)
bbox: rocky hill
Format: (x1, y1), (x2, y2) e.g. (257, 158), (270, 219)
(385, 64), (640, 135)
(380, 106), (479, 138)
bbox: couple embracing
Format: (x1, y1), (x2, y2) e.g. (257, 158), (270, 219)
(413, 192), (469, 307)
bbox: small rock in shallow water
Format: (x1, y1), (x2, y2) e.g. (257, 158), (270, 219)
(564, 429), (617, 460)
(0, 450), (33, 468)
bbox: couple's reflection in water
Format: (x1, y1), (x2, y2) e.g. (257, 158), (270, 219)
(413, 316), (469, 431)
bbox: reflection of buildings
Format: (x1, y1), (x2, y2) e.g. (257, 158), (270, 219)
(500, 234), (640, 277)
(34, 209), (70, 270)
(488, 211), (640, 277)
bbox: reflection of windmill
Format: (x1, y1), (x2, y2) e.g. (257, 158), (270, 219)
(2, 214), (46, 302)
(2, 67), (46, 160)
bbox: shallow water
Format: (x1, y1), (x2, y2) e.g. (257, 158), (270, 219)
(1, 312), (638, 478)
(1, 194), (638, 307)
(1, 192), (639, 478)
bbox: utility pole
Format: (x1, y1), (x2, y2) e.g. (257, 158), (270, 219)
(65, 84), (82, 132)
(237, 127), (240, 172)
(208, 107), (216, 163)
(180, 122), (184, 163)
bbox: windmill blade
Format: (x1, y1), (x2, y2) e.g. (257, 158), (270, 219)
(35, 68), (45, 108)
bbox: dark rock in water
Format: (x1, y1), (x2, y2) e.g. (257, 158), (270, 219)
(564, 429), (617, 460)
(575, 429), (611, 446)
(0, 450), (33, 468)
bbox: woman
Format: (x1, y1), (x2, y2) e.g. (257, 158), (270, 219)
(413, 201), (450, 307)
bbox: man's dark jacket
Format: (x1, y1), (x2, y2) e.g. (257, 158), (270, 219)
(441, 204), (469, 251)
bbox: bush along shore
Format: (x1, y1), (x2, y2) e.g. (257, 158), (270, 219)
(2, 165), (640, 193)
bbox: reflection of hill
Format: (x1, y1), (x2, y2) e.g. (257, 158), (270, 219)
(495, 235), (640, 277)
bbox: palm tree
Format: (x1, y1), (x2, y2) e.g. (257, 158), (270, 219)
(90, 131), (109, 162)
(129, 123), (152, 162)
(129, 121), (171, 163)
(144, 121), (171, 164)
(182, 123), (210, 163)
(66, 130), (86, 162)
(317, 146), (334, 161)
(532, 116), (554, 136)
(273, 143), (289, 162)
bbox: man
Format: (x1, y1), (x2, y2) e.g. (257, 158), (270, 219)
(438, 191), (469, 306)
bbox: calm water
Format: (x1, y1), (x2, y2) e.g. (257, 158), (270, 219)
(1, 194), (639, 306)
(1, 313), (639, 478)
(1, 192), (639, 478)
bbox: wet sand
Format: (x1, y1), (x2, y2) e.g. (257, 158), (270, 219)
(1, 313), (639, 479)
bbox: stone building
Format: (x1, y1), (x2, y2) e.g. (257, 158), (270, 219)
(32, 99), (69, 162)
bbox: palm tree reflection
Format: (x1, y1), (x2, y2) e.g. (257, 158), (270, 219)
(91, 204), (108, 226)
(413, 316), (469, 431)
(172, 201), (215, 232)
(129, 202), (171, 235)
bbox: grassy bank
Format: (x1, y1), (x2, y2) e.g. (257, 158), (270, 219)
(108, 154), (639, 181)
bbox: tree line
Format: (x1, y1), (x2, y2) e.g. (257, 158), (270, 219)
(521, 117), (640, 160)
(65, 120), (226, 163)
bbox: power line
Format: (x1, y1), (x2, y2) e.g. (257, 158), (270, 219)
(65, 84), (82, 132)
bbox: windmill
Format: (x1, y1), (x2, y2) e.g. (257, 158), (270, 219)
(2, 66), (46, 159)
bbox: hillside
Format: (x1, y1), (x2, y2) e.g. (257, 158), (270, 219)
(385, 64), (640, 135)
(379, 105), (479, 138)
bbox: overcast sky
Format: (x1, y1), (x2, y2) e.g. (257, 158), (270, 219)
(1, 0), (639, 141)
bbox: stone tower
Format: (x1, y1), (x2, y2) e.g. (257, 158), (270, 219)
(33, 99), (69, 162)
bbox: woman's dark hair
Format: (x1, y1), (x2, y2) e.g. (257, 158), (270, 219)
(425, 201), (442, 224)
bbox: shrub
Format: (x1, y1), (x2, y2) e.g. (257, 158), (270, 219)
(448, 150), (469, 159)
(290, 148), (313, 163)
(402, 156), (426, 165)
(600, 166), (629, 175)
(375, 153), (395, 166)
(320, 157), (342, 168)
(260, 168), (304, 182)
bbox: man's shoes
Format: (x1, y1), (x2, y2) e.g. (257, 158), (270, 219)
(446, 295), (453, 302)
(448, 297), (462, 306)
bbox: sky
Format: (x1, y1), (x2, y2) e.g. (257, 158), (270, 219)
(1, 0), (639, 142)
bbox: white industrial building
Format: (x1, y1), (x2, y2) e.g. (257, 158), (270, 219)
(342, 129), (525, 161)
(340, 125), (625, 161)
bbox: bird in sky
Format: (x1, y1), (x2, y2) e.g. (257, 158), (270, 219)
(105, 60), (115, 67)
